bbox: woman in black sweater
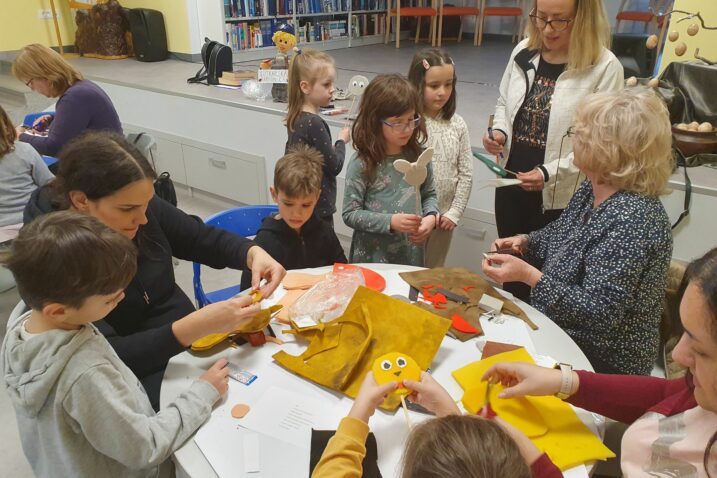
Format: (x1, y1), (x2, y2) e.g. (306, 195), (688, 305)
(24, 132), (286, 407)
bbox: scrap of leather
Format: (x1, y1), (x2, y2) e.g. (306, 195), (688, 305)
(399, 267), (537, 340)
(273, 287), (450, 410)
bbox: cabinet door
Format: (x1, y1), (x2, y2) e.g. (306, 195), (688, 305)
(661, 189), (717, 263)
(153, 137), (187, 185)
(445, 216), (498, 276)
(182, 144), (265, 205)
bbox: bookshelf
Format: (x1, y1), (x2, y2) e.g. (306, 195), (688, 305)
(222, 0), (388, 60)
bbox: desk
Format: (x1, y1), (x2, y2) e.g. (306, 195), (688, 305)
(161, 264), (598, 478)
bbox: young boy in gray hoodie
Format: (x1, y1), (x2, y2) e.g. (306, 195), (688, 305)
(0, 211), (230, 478)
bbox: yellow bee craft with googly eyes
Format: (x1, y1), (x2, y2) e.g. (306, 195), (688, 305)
(372, 352), (421, 397)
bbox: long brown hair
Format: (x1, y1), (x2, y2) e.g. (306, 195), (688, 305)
(0, 104), (16, 157)
(525, 0), (611, 71)
(400, 415), (531, 478)
(351, 74), (426, 180)
(407, 48), (457, 120)
(684, 247), (717, 477)
(12, 44), (83, 96)
(285, 48), (334, 132)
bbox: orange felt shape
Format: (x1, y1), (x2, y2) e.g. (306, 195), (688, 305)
(451, 313), (478, 334)
(333, 263), (386, 292)
(275, 289), (307, 323)
(372, 352), (421, 397)
(273, 286), (450, 410)
(283, 272), (327, 290)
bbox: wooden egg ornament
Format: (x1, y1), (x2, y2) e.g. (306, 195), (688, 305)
(688, 121), (700, 131)
(675, 42), (688, 57)
(626, 76), (638, 87)
(676, 123), (688, 131)
(646, 34), (658, 49)
(698, 122), (714, 133)
(647, 78), (659, 88)
(372, 352), (421, 397)
(348, 75), (369, 96)
(668, 31), (679, 42)
(687, 23), (699, 36)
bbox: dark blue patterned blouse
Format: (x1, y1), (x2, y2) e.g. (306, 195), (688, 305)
(525, 180), (673, 375)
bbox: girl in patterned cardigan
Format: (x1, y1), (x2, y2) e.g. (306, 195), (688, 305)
(408, 49), (474, 267)
(342, 74), (439, 266)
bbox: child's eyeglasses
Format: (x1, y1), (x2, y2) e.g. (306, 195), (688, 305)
(529, 11), (573, 32)
(382, 117), (421, 133)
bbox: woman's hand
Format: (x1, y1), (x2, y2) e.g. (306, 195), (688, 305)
(172, 294), (261, 347)
(438, 216), (457, 231)
(482, 254), (542, 287)
(408, 215), (436, 244)
(517, 169), (544, 192)
(338, 127), (351, 144)
(246, 245), (286, 297)
(199, 358), (230, 398)
(481, 362), (568, 399)
(15, 125), (26, 139)
(391, 213), (421, 234)
(348, 372), (397, 423)
(491, 235), (528, 255)
(482, 130), (506, 157)
(403, 372), (460, 417)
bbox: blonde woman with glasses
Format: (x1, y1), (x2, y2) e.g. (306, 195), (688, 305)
(482, 0), (624, 302)
(482, 88), (673, 376)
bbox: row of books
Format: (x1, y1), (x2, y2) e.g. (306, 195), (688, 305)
(225, 20), (278, 50)
(296, 20), (349, 42)
(351, 13), (386, 37)
(224, 0), (387, 18)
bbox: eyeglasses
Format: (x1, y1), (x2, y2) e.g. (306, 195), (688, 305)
(529, 12), (573, 32)
(25, 78), (34, 87)
(382, 117), (421, 133)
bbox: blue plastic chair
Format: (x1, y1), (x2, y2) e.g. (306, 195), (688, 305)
(22, 111), (54, 128)
(192, 205), (278, 308)
(42, 155), (58, 168)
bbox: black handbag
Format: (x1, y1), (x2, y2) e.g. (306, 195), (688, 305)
(187, 37), (233, 85)
(129, 132), (178, 207)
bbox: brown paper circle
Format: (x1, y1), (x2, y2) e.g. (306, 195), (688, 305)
(231, 403), (251, 419)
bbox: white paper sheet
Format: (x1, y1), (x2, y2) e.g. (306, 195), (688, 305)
(478, 315), (537, 356)
(478, 178), (523, 189)
(243, 433), (260, 473)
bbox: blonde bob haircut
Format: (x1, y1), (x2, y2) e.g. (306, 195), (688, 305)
(12, 44), (83, 97)
(572, 88), (673, 197)
(525, 0), (611, 71)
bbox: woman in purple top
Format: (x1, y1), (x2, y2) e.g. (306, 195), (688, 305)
(12, 44), (122, 157)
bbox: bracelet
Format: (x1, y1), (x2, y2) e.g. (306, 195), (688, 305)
(555, 363), (573, 400)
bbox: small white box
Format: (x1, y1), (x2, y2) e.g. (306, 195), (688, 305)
(478, 294), (504, 313)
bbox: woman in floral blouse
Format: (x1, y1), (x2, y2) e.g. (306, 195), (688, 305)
(482, 88), (673, 375)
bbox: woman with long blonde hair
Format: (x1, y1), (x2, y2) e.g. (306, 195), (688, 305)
(482, 0), (623, 302)
(12, 43), (121, 157)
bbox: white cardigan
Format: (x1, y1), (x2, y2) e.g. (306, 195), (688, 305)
(492, 39), (624, 210)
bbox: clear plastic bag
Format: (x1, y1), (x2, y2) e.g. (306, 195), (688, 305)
(288, 268), (365, 324)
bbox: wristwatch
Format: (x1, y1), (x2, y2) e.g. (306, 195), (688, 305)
(554, 363), (573, 400)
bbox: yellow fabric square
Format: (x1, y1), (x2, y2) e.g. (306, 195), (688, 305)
(452, 348), (616, 470)
(273, 287), (451, 410)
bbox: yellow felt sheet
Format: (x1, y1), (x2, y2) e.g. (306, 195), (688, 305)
(452, 348), (615, 470)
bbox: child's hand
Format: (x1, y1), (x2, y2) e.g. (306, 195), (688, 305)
(439, 216), (456, 231)
(338, 127), (351, 143)
(482, 130), (506, 157)
(403, 372), (460, 417)
(348, 372), (397, 423)
(408, 214), (436, 244)
(199, 358), (230, 398)
(391, 214), (421, 234)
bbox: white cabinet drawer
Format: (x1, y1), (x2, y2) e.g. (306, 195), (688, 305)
(153, 137), (187, 185)
(182, 145), (264, 205)
(445, 217), (497, 276)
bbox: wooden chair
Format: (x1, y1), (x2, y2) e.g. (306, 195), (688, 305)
(477, 0), (525, 46)
(437, 0), (481, 46)
(385, 0), (438, 48)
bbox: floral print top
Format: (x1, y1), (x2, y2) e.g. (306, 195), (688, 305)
(342, 152), (439, 266)
(526, 180), (673, 375)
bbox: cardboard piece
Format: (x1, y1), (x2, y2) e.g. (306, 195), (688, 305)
(273, 287), (451, 410)
(452, 348), (615, 470)
(400, 267), (537, 341)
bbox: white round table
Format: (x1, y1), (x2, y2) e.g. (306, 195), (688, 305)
(161, 264), (598, 478)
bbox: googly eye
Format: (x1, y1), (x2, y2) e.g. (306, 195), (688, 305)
(352, 80), (358, 87)
(396, 357), (407, 368)
(381, 360), (392, 371)
(358, 81), (365, 88)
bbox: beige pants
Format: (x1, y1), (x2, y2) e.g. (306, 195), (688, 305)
(425, 228), (454, 268)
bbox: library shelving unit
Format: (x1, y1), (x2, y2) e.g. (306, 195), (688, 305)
(223, 0), (388, 60)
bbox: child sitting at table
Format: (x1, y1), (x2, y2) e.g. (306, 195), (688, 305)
(240, 144), (346, 290)
(311, 371), (562, 478)
(0, 211), (230, 478)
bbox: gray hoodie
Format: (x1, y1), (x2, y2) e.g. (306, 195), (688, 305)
(1, 312), (219, 478)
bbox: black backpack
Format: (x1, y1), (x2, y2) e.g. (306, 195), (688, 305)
(187, 37), (233, 85)
(129, 133), (178, 207)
